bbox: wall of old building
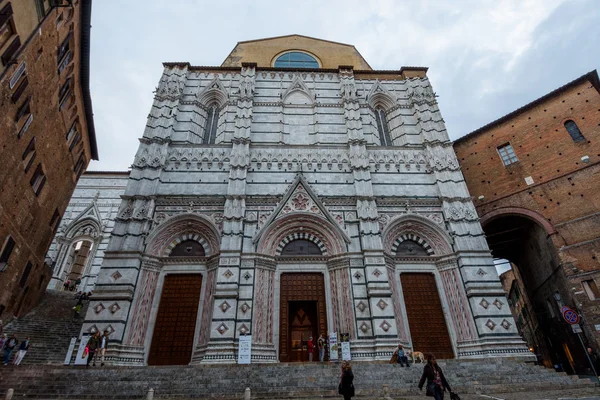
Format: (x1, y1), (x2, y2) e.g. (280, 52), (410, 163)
(454, 72), (600, 374)
(0, 1), (96, 320)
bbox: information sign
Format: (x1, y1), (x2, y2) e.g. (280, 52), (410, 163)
(329, 332), (338, 361)
(341, 342), (351, 361)
(571, 324), (582, 334)
(237, 335), (252, 364)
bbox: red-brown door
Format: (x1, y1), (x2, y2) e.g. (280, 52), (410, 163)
(279, 273), (327, 362)
(148, 274), (202, 365)
(401, 273), (454, 359)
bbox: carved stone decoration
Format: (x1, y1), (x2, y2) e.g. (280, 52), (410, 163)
(94, 303), (105, 314)
(479, 299), (490, 309)
(243, 272), (252, 281)
(219, 301), (231, 313)
(357, 301), (367, 312)
(223, 269), (234, 279)
(216, 323), (229, 335)
(353, 271), (363, 281)
(379, 320), (391, 332)
(493, 299), (504, 310)
(476, 268), (487, 276)
(240, 302), (251, 314)
(109, 303), (121, 314)
(360, 322), (370, 333)
(372, 268), (382, 278)
(377, 299), (388, 311)
(486, 319), (496, 330)
(501, 319), (512, 330)
(239, 324), (250, 334)
(88, 325), (99, 334)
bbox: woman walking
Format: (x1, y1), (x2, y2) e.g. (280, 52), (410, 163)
(339, 360), (354, 400)
(418, 354), (452, 400)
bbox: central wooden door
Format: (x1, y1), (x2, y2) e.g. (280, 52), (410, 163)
(401, 273), (454, 359)
(279, 273), (327, 362)
(148, 274), (203, 365)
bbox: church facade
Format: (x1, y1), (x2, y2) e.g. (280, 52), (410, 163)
(83, 35), (530, 365)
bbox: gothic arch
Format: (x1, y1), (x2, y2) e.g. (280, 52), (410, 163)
(256, 213), (346, 257)
(65, 218), (101, 240)
(391, 234), (434, 256)
(383, 214), (453, 256)
(276, 232), (327, 256)
(367, 81), (396, 110)
(145, 214), (220, 257)
(197, 77), (228, 108)
(479, 207), (556, 235)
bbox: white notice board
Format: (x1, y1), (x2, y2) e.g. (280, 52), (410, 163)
(238, 335), (252, 364)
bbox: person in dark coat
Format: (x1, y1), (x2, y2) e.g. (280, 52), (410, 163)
(86, 332), (101, 367)
(3, 334), (18, 365)
(418, 354), (452, 400)
(339, 360), (354, 400)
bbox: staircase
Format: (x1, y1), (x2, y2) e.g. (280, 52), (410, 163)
(1, 290), (88, 365)
(0, 359), (596, 399)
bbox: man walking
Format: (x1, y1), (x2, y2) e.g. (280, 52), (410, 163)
(14, 337), (30, 365)
(318, 334), (326, 362)
(3, 334), (18, 365)
(86, 332), (101, 367)
(99, 331), (110, 366)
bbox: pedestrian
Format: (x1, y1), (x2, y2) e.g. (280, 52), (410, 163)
(13, 337), (30, 365)
(587, 347), (600, 376)
(0, 334), (6, 350)
(318, 334), (326, 362)
(86, 331), (101, 367)
(75, 278), (82, 291)
(338, 360), (354, 400)
(394, 344), (410, 367)
(307, 336), (315, 362)
(99, 330), (110, 366)
(418, 354), (452, 400)
(73, 302), (83, 319)
(3, 334), (18, 365)
(63, 279), (70, 291)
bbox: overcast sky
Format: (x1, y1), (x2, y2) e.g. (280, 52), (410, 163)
(88, 0), (599, 171)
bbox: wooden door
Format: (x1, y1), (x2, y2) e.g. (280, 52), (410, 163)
(279, 273), (327, 362)
(148, 274), (202, 365)
(401, 273), (454, 359)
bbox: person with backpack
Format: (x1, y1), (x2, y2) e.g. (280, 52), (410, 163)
(3, 334), (18, 365)
(318, 334), (326, 362)
(418, 354), (453, 400)
(13, 337), (30, 365)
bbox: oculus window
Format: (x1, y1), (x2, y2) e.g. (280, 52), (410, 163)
(274, 52), (319, 68)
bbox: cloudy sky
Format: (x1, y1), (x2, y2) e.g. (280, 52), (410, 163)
(88, 0), (599, 171)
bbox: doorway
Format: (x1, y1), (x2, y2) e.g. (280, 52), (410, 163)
(279, 273), (327, 362)
(401, 272), (454, 359)
(148, 274), (202, 365)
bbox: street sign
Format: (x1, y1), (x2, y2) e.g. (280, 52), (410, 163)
(561, 306), (580, 325)
(571, 324), (582, 334)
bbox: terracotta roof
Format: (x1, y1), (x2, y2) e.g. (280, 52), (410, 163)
(454, 70), (600, 145)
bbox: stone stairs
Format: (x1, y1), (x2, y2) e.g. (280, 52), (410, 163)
(1, 290), (88, 365)
(0, 359), (596, 399)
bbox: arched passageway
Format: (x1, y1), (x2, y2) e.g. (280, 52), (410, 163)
(484, 213), (588, 374)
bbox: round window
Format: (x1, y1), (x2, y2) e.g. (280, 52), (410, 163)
(274, 52), (319, 68)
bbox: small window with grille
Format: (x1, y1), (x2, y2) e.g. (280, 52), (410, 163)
(497, 143), (518, 166)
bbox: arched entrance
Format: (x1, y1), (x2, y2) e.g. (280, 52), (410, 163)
(483, 211), (587, 374)
(147, 240), (205, 366)
(278, 239), (328, 363)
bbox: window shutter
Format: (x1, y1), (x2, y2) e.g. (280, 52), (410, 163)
(0, 3), (13, 28)
(1, 35), (20, 65)
(10, 75), (28, 103)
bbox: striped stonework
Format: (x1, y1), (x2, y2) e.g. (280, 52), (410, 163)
(391, 234), (434, 256)
(275, 232), (327, 256)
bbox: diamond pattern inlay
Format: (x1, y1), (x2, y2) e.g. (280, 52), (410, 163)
(239, 324), (249, 334)
(360, 322), (370, 333)
(501, 319), (512, 330)
(476, 268), (487, 276)
(379, 320), (391, 332)
(243, 272), (252, 281)
(108, 302), (121, 314)
(111, 271), (122, 281)
(493, 299), (504, 310)
(240, 302), (250, 314)
(372, 268), (382, 278)
(93, 303), (105, 314)
(356, 301), (367, 312)
(353, 271), (363, 280)
(479, 299), (490, 309)
(88, 325), (99, 334)
(219, 301), (231, 313)
(377, 299), (388, 311)
(217, 323), (229, 335)
(223, 269), (234, 279)
(486, 319), (496, 330)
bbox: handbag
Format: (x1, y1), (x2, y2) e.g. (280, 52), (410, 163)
(338, 382), (343, 395)
(82, 346), (89, 358)
(425, 382), (436, 397)
(450, 392), (461, 400)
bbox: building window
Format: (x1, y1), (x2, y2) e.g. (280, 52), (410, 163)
(66, 121), (81, 151)
(0, 3), (15, 50)
(20, 262), (33, 287)
(30, 163), (46, 196)
(0, 236), (16, 272)
(497, 143), (518, 166)
(564, 120), (585, 143)
(15, 96), (31, 124)
(22, 137), (37, 172)
(58, 77), (72, 110)
(74, 152), (86, 178)
(57, 32), (72, 74)
(35, 0), (52, 20)
(204, 104), (219, 144)
(50, 209), (61, 232)
(374, 107), (392, 146)
(274, 51), (319, 68)
(582, 279), (600, 300)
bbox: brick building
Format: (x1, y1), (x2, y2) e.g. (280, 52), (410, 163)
(454, 70), (600, 375)
(0, 0), (97, 320)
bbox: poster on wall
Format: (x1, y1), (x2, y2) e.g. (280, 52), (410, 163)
(329, 332), (338, 361)
(238, 335), (252, 364)
(74, 335), (91, 366)
(341, 342), (351, 361)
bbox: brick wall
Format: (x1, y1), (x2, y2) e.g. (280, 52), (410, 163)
(0, 1), (94, 320)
